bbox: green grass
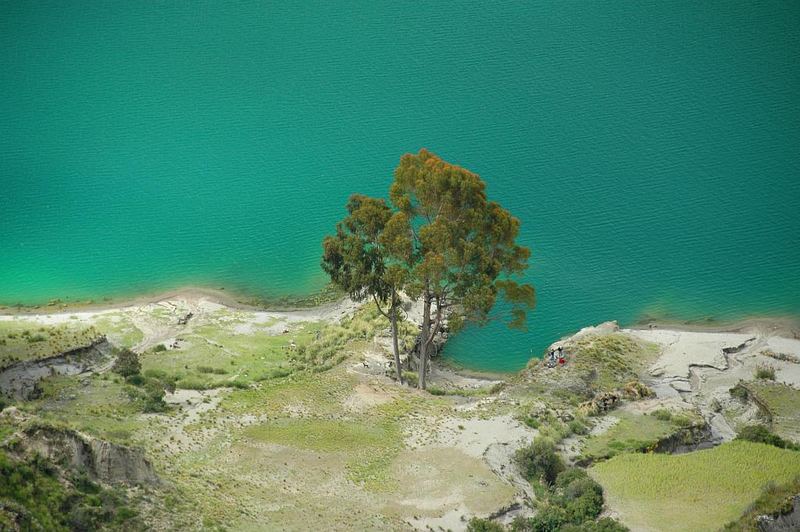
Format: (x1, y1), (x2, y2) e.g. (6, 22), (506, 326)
(569, 333), (660, 393)
(21, 375), (148, 444)
(0, 449), (144, 531)
(747, 382), (800, 443)
(0, 321), (101, 369)
(591, 441), (800, 531)
(243, 418), (394, 453)
(140, 323), (309, 390)
(579, 410), (684, 462)
(724, 475), (800, 531)
(92, 314), (144, 348)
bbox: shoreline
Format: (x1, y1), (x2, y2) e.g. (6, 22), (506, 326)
(3, 286), (800, 377)
(0, 284), (343, 316)
(627, 314), (800, 339)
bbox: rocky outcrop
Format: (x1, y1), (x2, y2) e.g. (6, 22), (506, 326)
(19, 425), (159, 486)
(577, 392), (621, 416)
(0, 337), (111, 400)
(651, 422), (717, 454)
(758, 495), (800, 531)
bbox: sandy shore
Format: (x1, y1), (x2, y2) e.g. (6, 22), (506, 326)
(0, 286), (358, 323)
(0, 284), (346, 316)
(629, 314), (800, 339)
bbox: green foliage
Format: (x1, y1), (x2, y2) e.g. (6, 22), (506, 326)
(559, 518), (630, 531)
(515, 439), (565, 486)
(755, 363), (776, 380)
(730, 383), (749, 401)
(568, 418), (590, 436)
(591, 441), (800, 531)
(724, 476), (800, 531)
(512, 466), (624, 532)
(746, 382), (800, 442)
(401, 371), (418, 387)
(151, 344), (167, 353)
(0, 450), (142, 531)
(652, 409), (672, 421)
(125, 374), (175, 413)
(0, 321), (100, 370)
(736, 425), (799, 450)
(111, 347), (141, 377)
(569, 334), (655, 393)
(467, 517), (506, 531)
(197, 366), (227, 375)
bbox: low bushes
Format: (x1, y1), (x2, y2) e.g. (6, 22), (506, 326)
(515, 439), (565, 486)
(111, 347), (141, 377)
(0, 450), (142, 531)
(755, 363), (776, 380)
(508, 466), (626, 531)
(736, 425), (799, 451)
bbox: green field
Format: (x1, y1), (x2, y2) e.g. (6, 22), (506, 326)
(748, 382), (800, 443)
(591, 441), (800, 531)
(0, 320), (100, 369)
(580, 410), (687, 462)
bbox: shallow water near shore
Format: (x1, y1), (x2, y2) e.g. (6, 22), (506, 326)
(2, 1), (799, 371)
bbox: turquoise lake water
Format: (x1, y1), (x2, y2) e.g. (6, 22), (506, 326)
(2, 1), (799, 371)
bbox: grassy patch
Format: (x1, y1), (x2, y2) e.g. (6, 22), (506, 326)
(0, 321), (100, 369)
(569, 333), (659, 393)
(747, 382), (800, 443)
(140, 323), (305, 390)
(243, 418), (393, 453)
(21, 375), (148, 444)
(724, 475), (800, 531)
(579, 410), (686, 462)
(591, 441), (800, 531)
(92, 314), (144, 348)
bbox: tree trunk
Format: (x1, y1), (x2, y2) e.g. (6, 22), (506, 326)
(418, 291), (431, 390)
(390, 292), (403, 384)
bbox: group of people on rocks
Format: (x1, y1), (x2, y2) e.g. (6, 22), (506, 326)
(547, 346), (566, 367)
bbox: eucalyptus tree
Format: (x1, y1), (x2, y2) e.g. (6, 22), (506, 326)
(321, 194), (405, 383)
(387, 149), (534, 389)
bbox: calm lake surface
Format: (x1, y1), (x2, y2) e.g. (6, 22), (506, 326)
(2, 1), (799, 371)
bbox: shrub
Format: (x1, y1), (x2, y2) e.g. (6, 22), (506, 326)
(468, 517), (506, 531)
(559, 518), (630, 531)
(755, 364), (776, 380)
(515, 439), (565, 486)
(143, 369), (168, 379)
(652, 409), (672, 421)
(569, 419), (590, 435)
(402, 371), (418, 387)
(555, 468), (589, 490)
(527, 504), (567, 532)
(27, 334), (47, 343)
(125, 374), (145, 386)
(111, 348), (141, 377)
(564, 478), (604, 523)
(152, 344), (167, 352)
(197, 366), (227, 375)
(524, 416), (541, 429)
(736, 425), (799, 450)
(729, 383), (749, 401)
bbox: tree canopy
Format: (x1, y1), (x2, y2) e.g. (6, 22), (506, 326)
(322, 149), (534, 389)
